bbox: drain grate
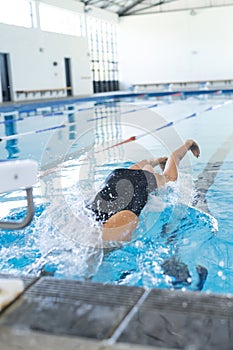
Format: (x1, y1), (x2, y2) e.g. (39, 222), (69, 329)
(118, 288), (233, 350)
(0, 277), (144, 340)
(24, 277), (143, 307)
(140, 288), (233, 316)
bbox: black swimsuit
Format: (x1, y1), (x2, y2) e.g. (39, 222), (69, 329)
(88, 168), (157, 223)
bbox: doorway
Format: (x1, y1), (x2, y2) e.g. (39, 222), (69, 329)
(0, 53), (11, 102)
(64, 58), (72, 96)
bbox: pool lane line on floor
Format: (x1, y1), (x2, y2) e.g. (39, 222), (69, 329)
(193, 131), (233, 214)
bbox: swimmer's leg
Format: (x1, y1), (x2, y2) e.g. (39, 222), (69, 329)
(102, 210), (139, 242)
(129, 157), (168, 171)
(139, 140), (200, 187)
(162, 139), (200, 182)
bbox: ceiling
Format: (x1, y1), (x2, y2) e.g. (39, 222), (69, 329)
(79, 0), (233, 16)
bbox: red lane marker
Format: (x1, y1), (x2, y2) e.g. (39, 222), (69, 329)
(95, 135), (137, 154)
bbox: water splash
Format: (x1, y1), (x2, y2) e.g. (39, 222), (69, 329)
(0, 177), (104, 279)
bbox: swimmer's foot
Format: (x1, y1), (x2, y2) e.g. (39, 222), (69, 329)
(157, 157), (168, 171)
(185, 140), (200, 158)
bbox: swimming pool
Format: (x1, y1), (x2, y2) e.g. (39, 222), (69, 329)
(0, 92), (233, 295)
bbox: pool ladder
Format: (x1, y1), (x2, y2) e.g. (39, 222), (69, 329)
(0, 160), (38, 230)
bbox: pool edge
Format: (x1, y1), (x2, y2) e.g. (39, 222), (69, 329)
(0, 275), (232, 349)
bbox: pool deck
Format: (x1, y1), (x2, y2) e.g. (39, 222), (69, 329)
(0, 274), (233, 350)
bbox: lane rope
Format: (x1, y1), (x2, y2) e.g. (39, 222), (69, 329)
(0, 102), (161, 141)
(38, 99), (232, 177)
(0, 98), (231, 146)
(95, 99), (232, 153)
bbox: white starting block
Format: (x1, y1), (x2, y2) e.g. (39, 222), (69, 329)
(0, 278), (24, 311)
(0, 159), (38, 230)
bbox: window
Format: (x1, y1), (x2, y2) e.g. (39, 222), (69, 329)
(0, 0), (35, 28)
(87, 16), (119, 93)
(39, 3), (85, 37)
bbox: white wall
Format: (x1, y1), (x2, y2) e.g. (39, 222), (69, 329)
(0, 23), (92, 102)
(0, 0), (118, 102)
(118, 6), (233, 88)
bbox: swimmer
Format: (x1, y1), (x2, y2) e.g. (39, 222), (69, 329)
(88, 139), (200, 242)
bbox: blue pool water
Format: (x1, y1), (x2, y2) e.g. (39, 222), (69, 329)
(0, 93), (233, 294)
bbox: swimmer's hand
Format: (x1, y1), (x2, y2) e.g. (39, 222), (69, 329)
(185, 140), (200, 158)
